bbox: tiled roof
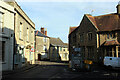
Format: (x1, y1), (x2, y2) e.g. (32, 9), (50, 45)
(50, 37), (65, 47)
(63, 43), (68, 48)
(35, 30), (48, 37)
(69, 26), (78, 34)
(103, 40), (120, 46)
(86, 13), (120, 31)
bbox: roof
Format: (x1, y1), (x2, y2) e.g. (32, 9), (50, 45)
(6, 2), (35, 29)
(63, 43), (68, 48)
(86, 13), (120, 32)
(69, 26), (78, 34)
(50, 37), (67, 47)
(103, 40), (120, 46)
(35, 30), (48, 38)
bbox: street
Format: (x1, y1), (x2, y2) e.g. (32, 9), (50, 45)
(2, 61), (120, 80)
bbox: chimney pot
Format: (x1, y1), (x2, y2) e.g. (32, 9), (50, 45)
(117, 2), (120, 14)
(45, 31), (47, 36)
(41, 27), (44, 34)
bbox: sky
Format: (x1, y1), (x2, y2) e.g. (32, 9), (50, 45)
(16, 1), (118, 43)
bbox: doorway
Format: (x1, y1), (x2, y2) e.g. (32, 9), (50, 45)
(38, 54), (41, 61)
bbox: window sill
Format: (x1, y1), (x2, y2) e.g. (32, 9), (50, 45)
(19, 38), (23, 41)
(2, 62), (6, 64)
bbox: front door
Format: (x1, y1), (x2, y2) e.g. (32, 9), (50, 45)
(38, 54), (41, 61)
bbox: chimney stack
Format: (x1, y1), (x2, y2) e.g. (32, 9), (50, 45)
(117, 1), (120, 14)
(41, 27), (44, 34)
(45, 28), (47, 36)
(45, 31), (47, 36)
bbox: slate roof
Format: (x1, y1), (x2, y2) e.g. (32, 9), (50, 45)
(86, 13), (120, 32)
(35, 30), (48, 38)
(50, 37), (68, 47)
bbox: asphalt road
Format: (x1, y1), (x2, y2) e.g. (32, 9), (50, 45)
(2, 62), (120, 80)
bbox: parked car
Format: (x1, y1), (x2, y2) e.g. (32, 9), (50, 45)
(104, 56), (120, 69)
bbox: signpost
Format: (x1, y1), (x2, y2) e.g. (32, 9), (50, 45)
(30, 46), (35, 64)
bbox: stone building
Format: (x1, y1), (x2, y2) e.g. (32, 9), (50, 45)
(0, 1), (15, 71)
(35, 28), (50, 61)
(60, 43), (69, 62)
(7, 1), (35, 69)
(69, 4), (120, 64)
(50, 37), (69, 62)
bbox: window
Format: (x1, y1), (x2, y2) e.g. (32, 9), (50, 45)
(73, 34), (76, 42)
(63, 54), (65, 58)
(60, 47), (62, 51)
(88, 33), (92, 41)
(80, 33), (84, 42)
(107, 34), (109, 39)
(43, 45), (46, 51)
(27, 28), (29, 41)
(43, 37), (46, 43)
(110, 33), (112, 38)
(113, 33), (116, 38)
(107, 33), (116, 39)
(0, 12), (4, 32)
(88, 47), (94, 59)
(63, 48), (65, 51)
(19, 23), (23, 39)
(65, 53), (67, 59)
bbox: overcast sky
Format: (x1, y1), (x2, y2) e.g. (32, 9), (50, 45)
(17, 1), (118, 43)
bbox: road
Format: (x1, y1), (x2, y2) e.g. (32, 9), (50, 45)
(2, 61), (120, 80)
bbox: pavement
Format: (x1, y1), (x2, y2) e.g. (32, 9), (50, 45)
(2, 64), (38, 76)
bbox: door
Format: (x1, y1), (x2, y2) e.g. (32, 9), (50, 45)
(38, 54), (41, 61)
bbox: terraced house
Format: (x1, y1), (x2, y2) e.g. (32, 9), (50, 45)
(69, 3), (120, 64)
(50, 37), (69, 62)
(0, 1), (15, 70)
(7, 1), (35, 69)
(35, 28), (50, 61)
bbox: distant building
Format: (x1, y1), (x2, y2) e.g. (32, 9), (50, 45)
(0, 1), (15, 71)
(50, 37), (69, 62)
(69, 4), (120, 64)
(35, 28), (50, 61)
(60, 43), (69, 62)
(7, 1), (35, 69)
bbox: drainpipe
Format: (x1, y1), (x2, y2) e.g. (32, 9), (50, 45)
(13, 12), (16, 70)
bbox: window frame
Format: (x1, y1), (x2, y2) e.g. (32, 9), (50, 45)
(0, 12), (4, 32)
(26, 28), (29, 42)
(43, 37), (46, 43)
(19, 22), (23, 40)
(88, 32), (92, 41)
